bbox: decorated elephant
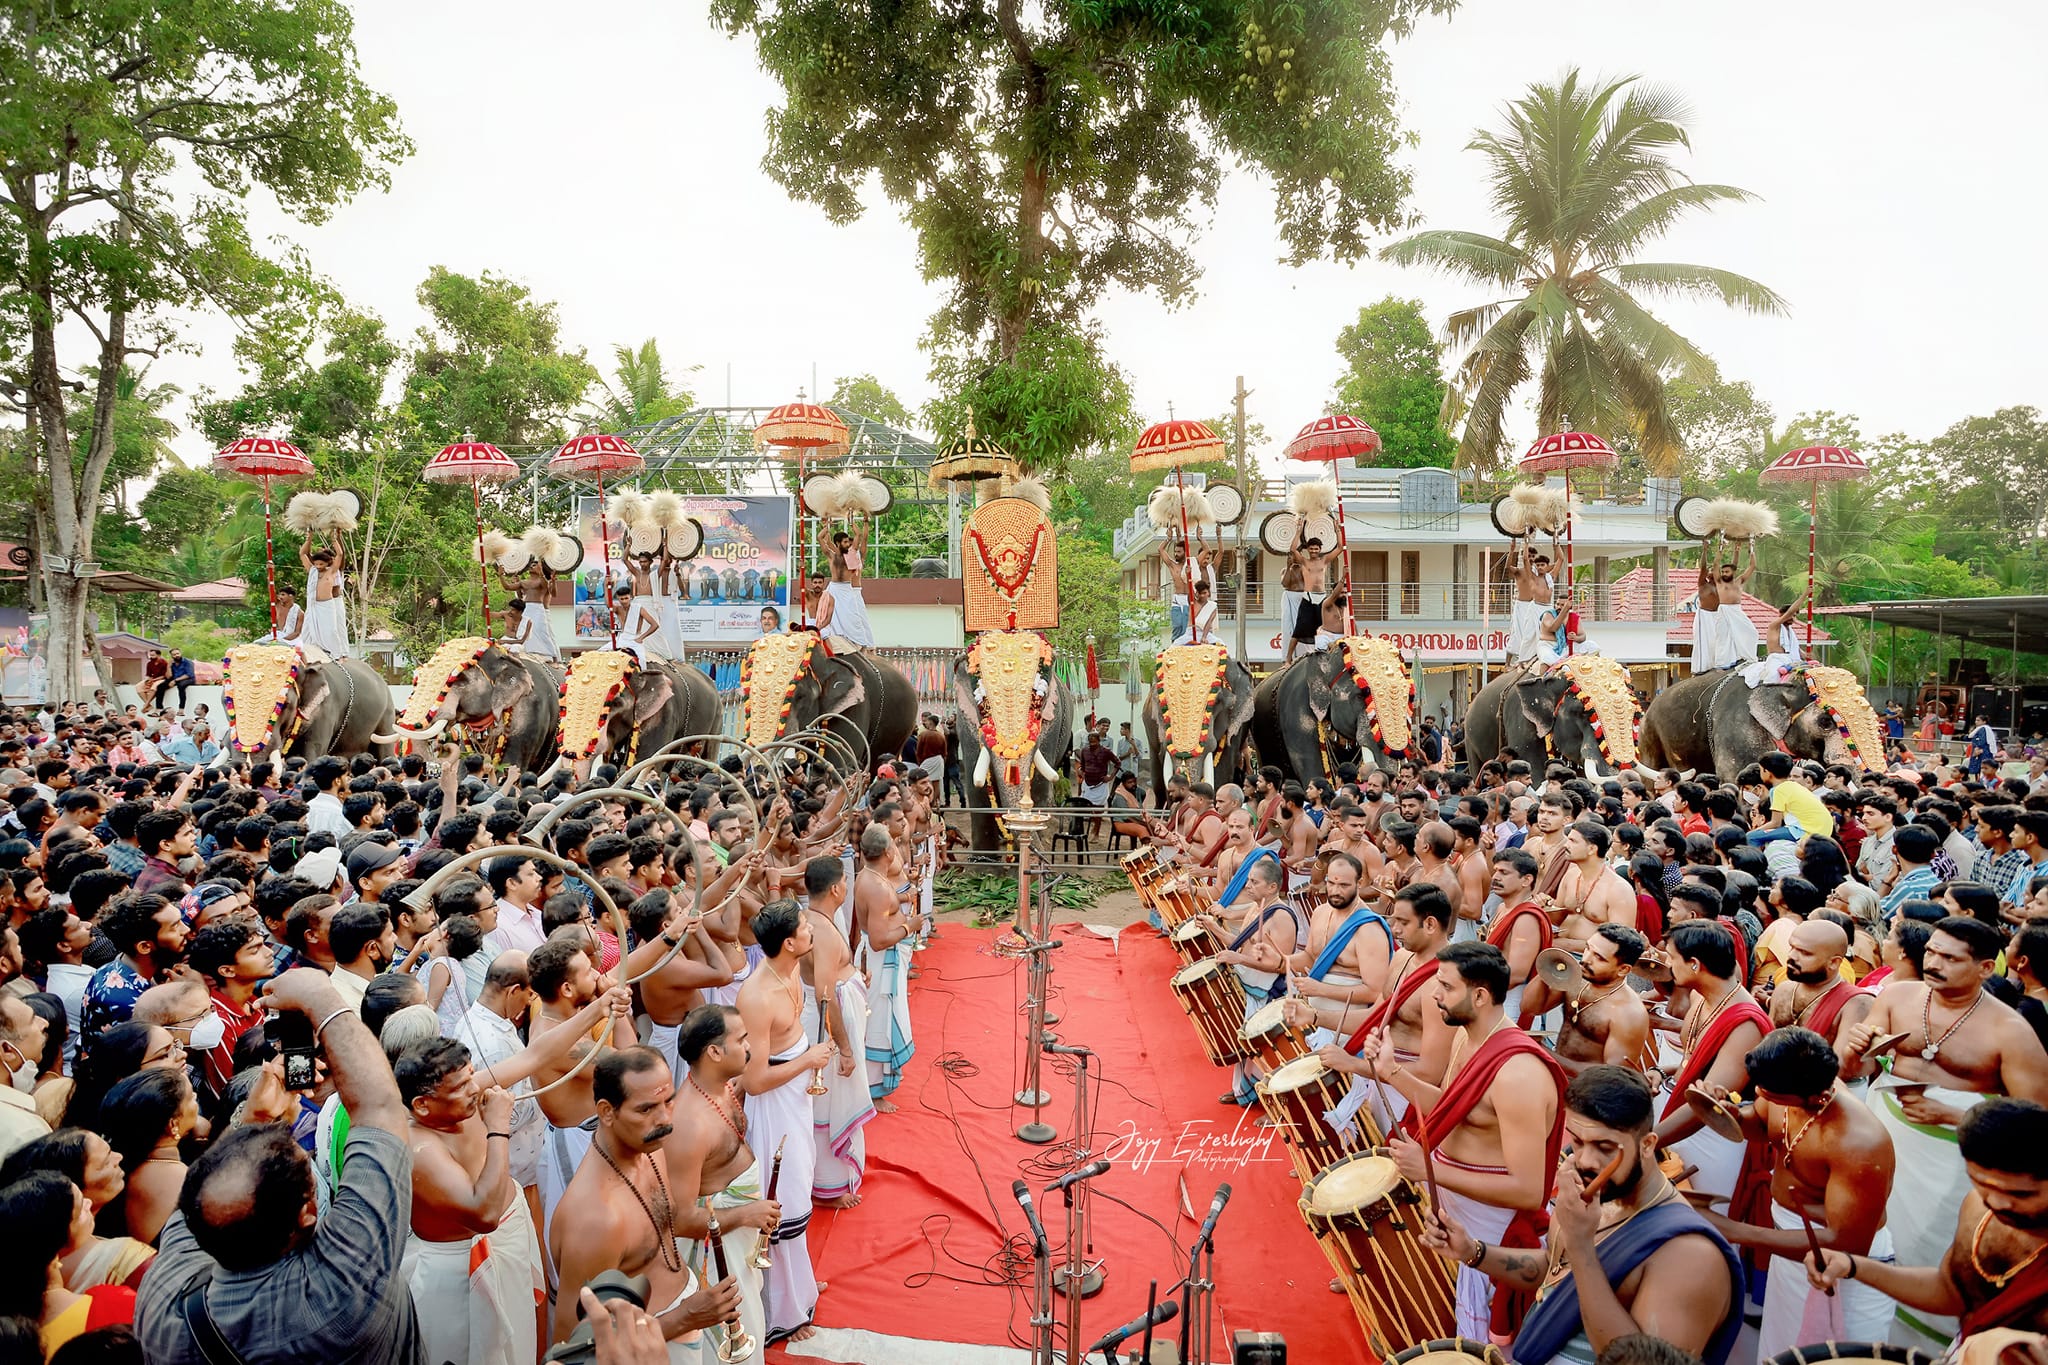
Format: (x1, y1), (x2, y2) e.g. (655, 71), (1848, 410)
(1638, 663), (1883, 780)
(1144, 644), (1256, 794)
(372, 638), (564, 776)
(1463, 655), (1647, 780)
(738, 633), (917, 777)
(1249, 636), (1416, 784)
(557, 652), (724, 776)
(951, 631), (1078, 849)
(222, 645), (396, 763)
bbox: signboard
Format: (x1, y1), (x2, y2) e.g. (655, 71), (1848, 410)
(573, 494), (795, 642)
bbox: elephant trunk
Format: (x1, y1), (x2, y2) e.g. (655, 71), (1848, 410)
(374, 714), (451, 745)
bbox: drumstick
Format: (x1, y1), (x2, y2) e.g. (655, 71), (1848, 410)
(1798, 1210), (1836, 1297)
(1417, 1113), (1443, 1212)
(1581, 1146), (1628, 1200)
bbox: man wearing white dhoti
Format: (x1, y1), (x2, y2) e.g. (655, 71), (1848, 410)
(735, 901), (835, 1342)
(853, 825), (915, 1108)
(817, 524), (875, 652)
(254, 585), (305, 646)
(800, 857), (873, 1206)
(1506, 540), (1556, 664)
(398, 1039), (546, 1365)
(299, 529), (352, 658)
(505, 587), (560, 661)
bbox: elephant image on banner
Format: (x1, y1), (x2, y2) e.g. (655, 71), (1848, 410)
(222, 644), (396, 763)
(738, 633), (917, 776)
(1465, 655), (1647, 780)
(1145, 644), (1254, 794)
(952, 631), (1076, 850)
(373, 637), (564, 776)
(1249, 637), (1415, 784)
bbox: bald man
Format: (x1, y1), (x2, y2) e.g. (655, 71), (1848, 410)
(1768, 919), (1874, 1055)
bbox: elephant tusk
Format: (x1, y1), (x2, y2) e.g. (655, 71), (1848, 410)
(535, 758), (565, 786)
(972, 746), (991, 789)
(383, 715), (451, 744)
(1032, 748), (1058, 783)
(1584, 757), (1602, 780)
(369, 731), (400, 745)
(1202, 752), (1215, 786)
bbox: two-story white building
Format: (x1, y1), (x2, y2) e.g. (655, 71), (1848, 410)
(1112, 465), (1689, 717)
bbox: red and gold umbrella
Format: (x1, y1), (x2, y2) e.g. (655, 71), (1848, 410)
(549, 434), (645, 649)
(755, 398), (851, 619)
(212, 436), (314, 635)
(1760, 444), (1869, 647)
(1287, 414), (1382, 633)
(426, 440), (521, 641)
(1131, 419), (1226, 604)
(1517, 433), (1618, 643)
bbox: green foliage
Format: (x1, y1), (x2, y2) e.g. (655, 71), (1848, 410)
(160, 619), (245, 663)
(400, 267), (598, 446)
(584, 339), (698, 430)
(1051, 533), (1164, 668)
(715, 0), (1454, 470)
(135, 468), (229, 565)
(1665, 369), (1775, 483)
(1383, 70), (1783, 474)
(828, 374), (913, 429)
(1896, 407), (2048, 559)
(935, 867), (1100, 925)
(1331, 296), (1455, 468)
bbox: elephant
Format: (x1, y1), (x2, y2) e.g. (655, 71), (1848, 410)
(698, 568), (721, 602)
(722, 569), (744, 601)
(738, 635), (918, 779)
(1249, 642), (1415, 785)
(374, 642), (563, 776)
(1463, 657), (1649, 780)
(952, 640), (1077, 850)
(1144, 654), (1256, 795)
(223, 651), (395, 763)
(1638, 667), (1852, 781)
(558, 657), (724, 777)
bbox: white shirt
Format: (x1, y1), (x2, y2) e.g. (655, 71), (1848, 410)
(0, 1084), (51, 1165)
(456, 1000), (542, 1186)
(46, 963), (93, 1074)
(484, 900), (546, 957)
(327, 966), (369, 1013)
(306, 791), (351, 840)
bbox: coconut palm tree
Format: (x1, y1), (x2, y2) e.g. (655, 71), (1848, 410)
(582, 338), (695, 430)
(1384, 70), (1786, 474)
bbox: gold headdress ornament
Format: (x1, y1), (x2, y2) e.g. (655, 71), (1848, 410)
(963, 490), (1058, 633)
(1800, 664), (1883, 766)
(739, 632), (816, 748)
(221, 644), (303, 754)
(558, 650), (638, 762)
(1555, 653), (1639, 768)
(1154, 644), (1230, 761)
(1337, 635), (1416, 756)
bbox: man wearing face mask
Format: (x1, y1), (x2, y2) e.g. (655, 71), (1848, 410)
(0, 992), (52, 1159)
(1425, 1066), (1744, 1364)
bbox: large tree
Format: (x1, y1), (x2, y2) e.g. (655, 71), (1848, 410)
(0, 0), (408, 701)
(1330, 296), (1455, 468)
(1383, 70), (1783, 474)
(711, 0), (1455, 470)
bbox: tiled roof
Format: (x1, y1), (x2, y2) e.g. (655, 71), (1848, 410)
(1608, 566), (1833, 647)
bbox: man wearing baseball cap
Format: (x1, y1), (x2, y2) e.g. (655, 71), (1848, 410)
(346, 840), (406, 905)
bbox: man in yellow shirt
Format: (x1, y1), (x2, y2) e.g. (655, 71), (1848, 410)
(1748, 751), (1834, 847)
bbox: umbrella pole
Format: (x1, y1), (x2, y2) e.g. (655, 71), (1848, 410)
(262, 478), (278, 635)
(597, 468), (618, 650)
(1807, 486), (1818, 649)
(797, 449), (807, 626)
(1564, 471), (1575, 657)
(473, 480), (492, 643)
(1333, 474), (1353, 635)
(1174, 463), (1193, 640)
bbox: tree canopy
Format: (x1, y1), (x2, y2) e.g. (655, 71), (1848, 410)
(1330, 296), (1455, 468)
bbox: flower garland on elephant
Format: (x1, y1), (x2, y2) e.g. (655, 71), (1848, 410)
(221, 644), (302, 755)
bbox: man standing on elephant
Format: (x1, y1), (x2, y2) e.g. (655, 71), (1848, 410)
(1282, 529), (1344, 665)
(1506, 539), (1556, 664)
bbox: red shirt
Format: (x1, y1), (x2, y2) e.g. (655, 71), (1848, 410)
(202, 990), (265, 1101)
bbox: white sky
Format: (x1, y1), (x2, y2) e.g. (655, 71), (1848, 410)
(160, 0), (2048, 475)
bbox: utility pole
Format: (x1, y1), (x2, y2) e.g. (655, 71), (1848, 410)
(1232, 375), (1252, 660)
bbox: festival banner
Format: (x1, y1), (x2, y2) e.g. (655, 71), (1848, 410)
(573, 494), (795, 642)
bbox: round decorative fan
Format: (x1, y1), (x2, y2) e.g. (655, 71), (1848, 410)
(1489, 494), (1520, 539)
(1672, 495), (1716, 541)
(625, 522), (664, 556)
(541, 536), (584, 575)
(800, 474), (840, 515)
(1205, 483), (1246, 525)
(664, 518), (703, 561)
(856, 475), (894, 517)
(1258, 511), (1338, 556)
(330, 489), (363, 522)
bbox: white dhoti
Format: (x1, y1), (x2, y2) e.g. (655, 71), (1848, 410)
(743, 1042), (820, 1341)
(1434, 1154), (1516, 1341)
(538, 1116), (596, 1256)
(684, 1157), (767, 1363)
(820, 582), (874, 651)
(302, 593), (351, 658)
(624, 595), (677, 663)
(803, 977), (873, 1203)
(706, 946), (762, 1009)
(510, 602), (559, 661)
(1327, 1048), (1413, 1145)
(1874, 1075), (1984, 1349)
(1690, 606), (1727, 674)
(652, 1263), (708, 1364)
(401, 1190), (543, 1365)
(648, 1019), (683, 1083)
(1718, 603), (1760, 665)
(1666, 1126), (1744, 1214)
(865, 943), (914, 1101)
(1759, 1199), (1896, 1358)
(1508, 597), (1547, 662)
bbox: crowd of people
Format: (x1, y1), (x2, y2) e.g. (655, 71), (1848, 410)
(1137, 736), (2048, 1362)
(0, 691), (952, 1365)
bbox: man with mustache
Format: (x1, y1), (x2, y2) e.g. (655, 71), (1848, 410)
(1553, 924), (1652, 1077)
(1839, 916), (2048, 1348)
(1424, 1066), (1744, 1364)
(1768, 918), (1874, 1052)
(1807, 1097), (2048, 1337)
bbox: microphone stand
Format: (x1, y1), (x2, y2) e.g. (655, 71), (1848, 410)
(1055, 1054), (1106, 1352)
(1180, 1221), (1222, 1365)
(1030, 1215), (1056, 1365)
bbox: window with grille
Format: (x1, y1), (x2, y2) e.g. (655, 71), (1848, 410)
(1401, 551), (1421, 615)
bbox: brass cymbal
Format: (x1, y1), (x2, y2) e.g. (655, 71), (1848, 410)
(1535, 947), (1583, 993)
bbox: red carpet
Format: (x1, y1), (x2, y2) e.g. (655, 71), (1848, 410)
(767, 922), (1367, 1363)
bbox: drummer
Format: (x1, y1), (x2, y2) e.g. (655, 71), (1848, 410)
(1553, 925), (1652, 1078)
(1698, 1028), (1897, 1356)
(1422, 1066), (1745, 1365)
(1195, 858), (1300, 1104)
(1651, 921), (1771, 1215)
(1281, 853), (1394, 1044)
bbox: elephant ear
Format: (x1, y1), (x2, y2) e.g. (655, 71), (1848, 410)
(1218, 664), (1255, 739)
(1748, 685), (1797, 741)
(293, 667), (335, 743)
(631, 667), (676, 731)
(817, 653), (870, 719)
(1303, 654), (1337, 723)
(1517, 684), (1559, 740)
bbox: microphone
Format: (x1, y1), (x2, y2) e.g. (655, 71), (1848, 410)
(1193, 1183), (1233, 1250)
(1043, 1038), (1095, 1056)
(1011, 1179), (1049, 1255)
(1086, 1299), (1178, 1356)
(1047, 1158), (1111, 1192)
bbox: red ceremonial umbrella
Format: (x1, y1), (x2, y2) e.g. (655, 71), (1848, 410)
(1518, 432), (1619, 649)
(1759, 444), (1869, 648)
(1131, 419), (1226, 631)
(548, 434), (646, 649)
(425, 440), (521, 641)
(1286, 414), (1383, 634)
(754, 398), (851, 621)
(212, 436), (314, 635)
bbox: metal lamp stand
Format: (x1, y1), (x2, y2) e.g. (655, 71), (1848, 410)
(1009, 804), (1058, 1141)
